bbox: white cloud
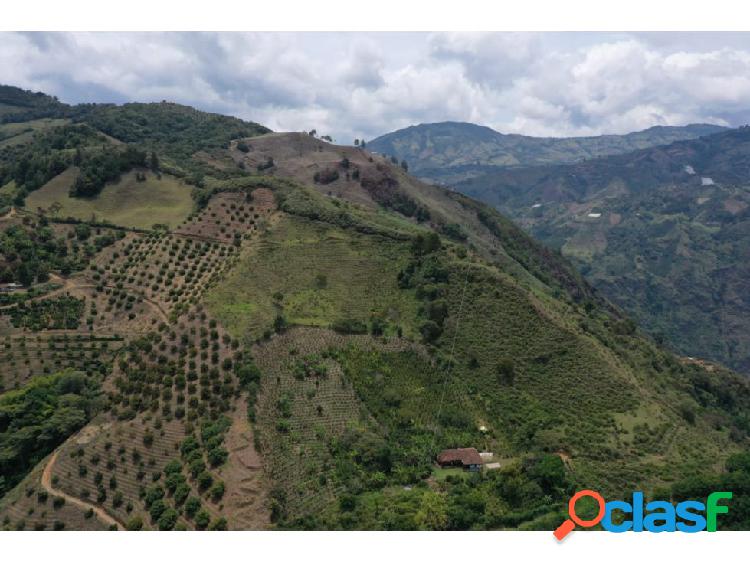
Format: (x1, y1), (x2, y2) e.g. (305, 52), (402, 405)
(1, 31), (750, 142)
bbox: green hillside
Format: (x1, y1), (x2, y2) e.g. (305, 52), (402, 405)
(0, 85), (70, 122)
(456, 127), (750, 374)
(1, 89), (750, 531)
(26, 169), (193, 229)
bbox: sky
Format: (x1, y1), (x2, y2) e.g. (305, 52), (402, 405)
(3, 31), (750, 143)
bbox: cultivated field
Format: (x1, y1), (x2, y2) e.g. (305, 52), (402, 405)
(0, 186), (278, 530)
(205, 214), (420, 340)
(252, 327), (416, 522)
(175, 189), (275, 243)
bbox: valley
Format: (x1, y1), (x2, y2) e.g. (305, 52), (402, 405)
(453, 127), (750, 374)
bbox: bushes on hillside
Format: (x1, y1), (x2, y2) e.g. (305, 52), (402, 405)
(331, 318), (368, 334)
(256, 157), (275, 172)
(7, 296), (85, 330)
(0, 124), (101, 193)
(71, 146), (147, 198)
(0, 371), (98, 493)
(439, 222), (468, 241)
(0, 223), (83, 285)
(313, 168), (339, 185)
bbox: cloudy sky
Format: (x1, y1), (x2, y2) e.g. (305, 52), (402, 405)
(3, 31), (750, 142)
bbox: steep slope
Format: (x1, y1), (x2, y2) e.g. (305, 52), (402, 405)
(456, 126), (750, 374)
(2, 99), (750, 531)
(198, 132), (750, 528)
(368, 121), (727, 183)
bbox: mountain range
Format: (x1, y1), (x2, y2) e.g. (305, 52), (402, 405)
(454, 127), (750, 374)
(1, 85), (750, 531)
(368, 121), (727, 183)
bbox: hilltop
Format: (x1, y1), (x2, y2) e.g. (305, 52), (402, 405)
(456, 126), (750, 374)
(368, 121), (727, 183)
(0, 85), (69, 122)
(1, 90), (750, 531)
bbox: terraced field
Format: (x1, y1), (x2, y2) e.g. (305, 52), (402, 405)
(0, 334), (124, 391)
(175, 188), (275, 243)
(0, 186), (277, 530)
(0, 461), (108, 531)
(252, 327), (415, 521)
(87, 232), (239, 318)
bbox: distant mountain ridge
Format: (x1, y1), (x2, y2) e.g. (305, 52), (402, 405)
(454, 126), (750, 374)
(0, 85), (69, 122)
(368, 121), (728, 182)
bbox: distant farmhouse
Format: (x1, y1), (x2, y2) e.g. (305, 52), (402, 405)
(0, 282), (23, 293)
(436, 447), (483, 472)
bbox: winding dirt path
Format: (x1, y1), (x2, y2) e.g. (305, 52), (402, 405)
(0, 276), (168, 324)
(41, 449), (126, 530)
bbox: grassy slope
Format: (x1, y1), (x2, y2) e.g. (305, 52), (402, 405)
(206, 214), (420, 340)
(26, 168), (193, 229)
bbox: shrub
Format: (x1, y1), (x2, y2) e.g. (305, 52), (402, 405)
(419, 320), (442, 343)
(256, 157), (274, 171)
(313, 168), (339, 184)
(331, 318), (367, 335)
(174, 483), (190, 506)
(197, 471), (213, 491)
(184, 496), (201, 519)
(208, 517), (228, 531)
(273, 314), (288, 333)
(158, 508), (178, 531)
(207, 447), (228, 467)
(496, 358), (515, 385)
(164, 459), (182, 475)
(210, 481), (225, 502)
(195, 509), (211, 530)
(143, 431), (154, 447)
(149, 499), (167, 522)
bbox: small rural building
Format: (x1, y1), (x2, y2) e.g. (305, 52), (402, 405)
(437, 447), (483, 472)
(0, 282), (23, 293)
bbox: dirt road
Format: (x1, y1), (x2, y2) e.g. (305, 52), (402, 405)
(41, 449), (126, 531)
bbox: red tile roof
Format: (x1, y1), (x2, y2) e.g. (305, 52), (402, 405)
(437, 447), (483, 467)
